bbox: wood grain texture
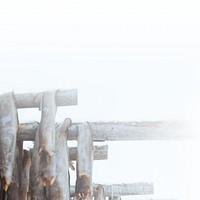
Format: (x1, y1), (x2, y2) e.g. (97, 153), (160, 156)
(20, 150), (31, 200)
(14, 89), (78, 108)
(69, 145), (108, 161)
(71, 183), (154, 197)
(75, 122), (93, 200)
(94, 185), (105, 200)
(17, 121), (187, 141)
(0, 92), (18, 190)
(48, 118), (71, 200)
(29, 127), (45, 200)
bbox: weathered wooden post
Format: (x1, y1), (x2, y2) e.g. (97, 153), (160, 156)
(74, 122), (93, 199)
(20, 150), (31, 200)
(29, 127), (45, 199)
(94, 185), (105, 200)
(48, 118), (71, 200)
(0, 92), (19, 195)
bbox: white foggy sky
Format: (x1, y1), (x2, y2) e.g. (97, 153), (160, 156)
(0, 0), (200, 199)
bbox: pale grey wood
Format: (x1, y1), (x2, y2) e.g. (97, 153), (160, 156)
(70, 183), (153, 197)
(38, 91), (57, 186)
(48, 118), (71, 200)
(74, 122), (93, 200)
(17, 121), (187, 141)
(14, 89), (78, 108)
(17, 121), (38, 141)
(69, 145), (108, 161)
(0, 92), (18, 190)
(29, 127), (45, 199)
(133, 199), (177, 200)
(108, 197), (121, 200)
(94, 185), (106, 200)
(20, 150), (31, 200)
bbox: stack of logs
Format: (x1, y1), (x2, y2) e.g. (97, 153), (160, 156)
(2, 89), (183, 199)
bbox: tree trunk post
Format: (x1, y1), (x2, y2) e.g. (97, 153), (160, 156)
(74, 122), (93, 200)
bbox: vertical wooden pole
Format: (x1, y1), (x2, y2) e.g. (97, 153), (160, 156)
(48, 118), (71, 200)
(29, 127), (45, 199)
(75, 122), (93, 200)
(7, 149), (20, 200)
(94, 185), (106, 200)
(0, 92), (18, 191)
(38, 91), (57, 186)
(20, 150), (31, 200)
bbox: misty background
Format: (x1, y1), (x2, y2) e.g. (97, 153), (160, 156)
(1, 0), (200, 199)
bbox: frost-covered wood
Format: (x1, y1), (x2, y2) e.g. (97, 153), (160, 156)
(14, 89), (78, 108)
(74, 122), (93, 200)
(0, 92), (18, 191)
(69, 145), (108, 161)
(48, 118), (71, 200)
(71, 183), (154, 196)
(17, 121), (186, 141)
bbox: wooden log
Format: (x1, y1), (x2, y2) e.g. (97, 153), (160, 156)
(20, 150), (31, 200)
(17, 121), (187, 141)
(94, 185), (105, 200)
(74, 122), (93, 200)
(48, 118), (71, 200)
(70, 183), (154, 197)
(29, 127), (45, 200)
(17, 122), (38, 141)
(108, 197), (121, 200)
(69, 145), (108, 161)
(7, 148), (20, 200)
(14, 89), (78, 108)
(38, 91), (57, 186)
(0, 92), (18, 191)
(39, 90), (57, 156)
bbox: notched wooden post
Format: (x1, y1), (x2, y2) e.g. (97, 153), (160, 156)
(0, 92), (18, 192)
(75, 122), (93, 200)
(38, 91), (57, 186)
(48, 118), (71, 200)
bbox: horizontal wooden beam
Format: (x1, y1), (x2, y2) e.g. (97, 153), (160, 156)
(70, 183), (154, 196)
(69, 145), (108, 161)
(14, 89), (78, 108)
(17, 121), (186, 141)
